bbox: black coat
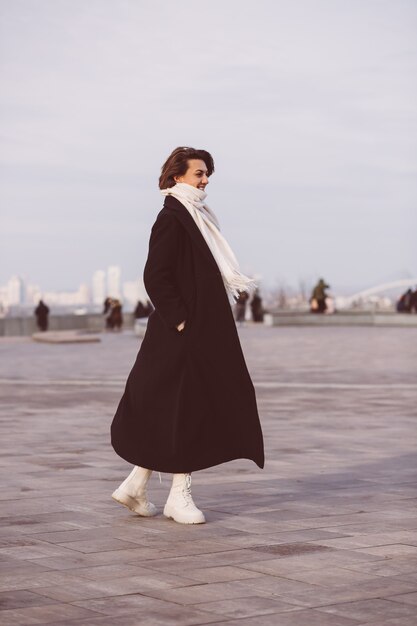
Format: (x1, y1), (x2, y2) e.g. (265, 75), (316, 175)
(111, 195), (264, 473)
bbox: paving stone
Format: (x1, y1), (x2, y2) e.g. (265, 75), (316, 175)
(31, 571), (196, 603)
(56, 538), (140, 553)
(307, 531), (417, 550)
(388, 591), (417, 606)
(0, 543), (77, 560)
(355, 544), (417, 558)
(0, 589), (56, 610)
(139, 580), (272, 605)
(28, 528), (120, 544)
(72, 594), (195, 616)
(208, 607), (362, 625)
(31, 545), (169, 570)
(0, 602), (99, 625)
(0, 569), (84, 593)
(136, 548), (280, 574)
(179, 565), (264, 583)
(395, 570), (417, 584)
(367, 618), (417, 626)
(340, 558), (417, 577)
(195, 595), (301, 618)
(0, 327), (416, 624)
(35, 607), (221, 626)
(230, 574), (322, 597)
(271, 577), (417, 608)
(275, 565), (379, 587)
(0, 561), (51, 577)
(142, 538), (238, 557)
(236, 549), (385, 577)
(73, 563), (157, 581)
(317, 597), (417, 622)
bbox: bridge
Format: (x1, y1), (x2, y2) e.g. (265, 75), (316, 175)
(345, 278), (417, 302)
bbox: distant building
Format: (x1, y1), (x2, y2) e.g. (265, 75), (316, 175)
(26, 284), (42, 305)
(123, 281), (141, 306)
(7, 276), (25, 306)
(79, 283), (90, 304)
(42, 284), (89, 306)
(0, 285), (8, 315)
(92, 270), (106, 305)
(107, 265), (121, 299)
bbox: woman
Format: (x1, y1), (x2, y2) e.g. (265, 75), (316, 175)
(111, 147), (264, 524)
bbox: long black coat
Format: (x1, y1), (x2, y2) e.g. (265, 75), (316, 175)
(111, 195), (264, 473)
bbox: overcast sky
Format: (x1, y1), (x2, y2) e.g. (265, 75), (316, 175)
(1, 0), (416, 295)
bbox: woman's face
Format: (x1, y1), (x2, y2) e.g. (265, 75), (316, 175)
(175, 159), (209, 190)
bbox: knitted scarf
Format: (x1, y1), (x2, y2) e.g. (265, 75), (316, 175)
(161, 182), (256, 304)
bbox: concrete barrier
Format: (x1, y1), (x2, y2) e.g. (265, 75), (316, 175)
(272, 311), (417, 327)
(0, 313), (135, 337)
(32, 330), (101, 344)
(2, 310), (416, 336)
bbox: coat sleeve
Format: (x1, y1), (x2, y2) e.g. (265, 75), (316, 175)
(143, 213), (187, 330)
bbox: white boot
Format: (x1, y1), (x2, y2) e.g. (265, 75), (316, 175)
(112, 466), (157, 516)
(163, 473), (205, 524)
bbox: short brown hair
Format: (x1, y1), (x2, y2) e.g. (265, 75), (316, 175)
(159, 147), (215, 189)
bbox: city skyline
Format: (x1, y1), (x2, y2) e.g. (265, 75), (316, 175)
(0, 264), (150, 309)
(2, 264), (415, 311)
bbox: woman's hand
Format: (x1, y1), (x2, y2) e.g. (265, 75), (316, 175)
(176, 320), (186, 332)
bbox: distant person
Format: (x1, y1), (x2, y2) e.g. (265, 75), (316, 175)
(325, 295), (335, 314)
(111, 146), (264, 526)
(310, 278), (330, 314)
(411, 289), (417, 313)
(34, 299), (49, 332)
(235, 290), (249, 324)
(103, 297), (113, 329)
(134, 299), (154, 319)
(111, 299), (123, 331)
(103, 297), (123, 330)
(397, 289), (413, 313)
(250, 289), (264, 323)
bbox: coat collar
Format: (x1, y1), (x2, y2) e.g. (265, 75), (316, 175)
(163, 195), (220, 273)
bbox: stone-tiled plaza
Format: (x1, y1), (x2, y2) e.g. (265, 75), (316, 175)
(0, 325), (416, 625)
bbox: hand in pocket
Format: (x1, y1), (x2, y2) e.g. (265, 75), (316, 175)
(176, 320), (186, 332)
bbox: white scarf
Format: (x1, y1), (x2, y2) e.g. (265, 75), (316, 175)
(161, 182), (256, 304)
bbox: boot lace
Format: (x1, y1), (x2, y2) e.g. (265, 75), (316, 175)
(182, 473), (194, 507)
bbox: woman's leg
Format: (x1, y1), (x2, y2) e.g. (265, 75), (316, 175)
(164, 473), (205, 524)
